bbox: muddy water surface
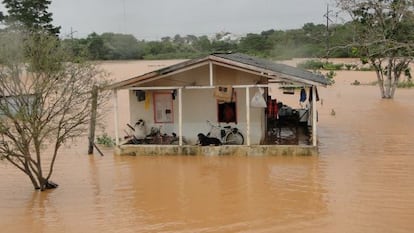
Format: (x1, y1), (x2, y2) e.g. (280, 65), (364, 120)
(1, 61), (414, 233)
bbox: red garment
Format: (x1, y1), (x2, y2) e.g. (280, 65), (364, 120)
(266, 98), (278, 119)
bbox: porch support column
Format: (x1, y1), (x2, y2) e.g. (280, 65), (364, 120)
(209, 62), (214, 86)
(245, 87), (251, 146)
(113, 89), (120, 146)
(312, 86), (317, 146)
(178, 88), (183, 146)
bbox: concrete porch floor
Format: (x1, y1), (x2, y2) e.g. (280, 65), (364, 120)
(114, 145), (317, 156)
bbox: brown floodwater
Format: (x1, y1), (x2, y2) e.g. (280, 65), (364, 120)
(1, 61), (414, 233)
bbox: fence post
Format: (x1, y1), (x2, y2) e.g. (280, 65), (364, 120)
(88, 85), (98, 154)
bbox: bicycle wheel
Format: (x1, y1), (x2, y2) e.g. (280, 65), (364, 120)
(225, 132), (244, 145)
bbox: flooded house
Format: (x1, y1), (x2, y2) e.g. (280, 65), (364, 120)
(107, 53), (329, 156)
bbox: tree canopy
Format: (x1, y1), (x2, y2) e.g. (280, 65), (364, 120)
(1, 0), (60, 35)
(336, 0), (414, 98)
(63, 22), (360, 61)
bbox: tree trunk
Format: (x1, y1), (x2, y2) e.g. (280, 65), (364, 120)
(384, 79), (392, 99)
(384, 59), (393, 98)
(375, 70), (387, 98)
(28, 171), (41, 190)
(88, 86), (98, 154)
(23, 162), (41, 190)
(24, 163), (58, 191)
(39, 177), (47, 191)
(390, 70), (400, 99)
(37, 177), (58, 191)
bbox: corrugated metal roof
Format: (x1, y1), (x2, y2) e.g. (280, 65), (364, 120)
(212, 53), (329, 85)
(107, 52), (328, 90)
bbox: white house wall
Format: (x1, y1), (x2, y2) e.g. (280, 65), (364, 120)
(181, 88), (264, 145)
(129, 90), (157, 130)
(129, 88), (265, 145)
(128, 64), (267, 145)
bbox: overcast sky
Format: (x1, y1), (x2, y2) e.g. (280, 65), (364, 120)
(2, 0), (339, 40)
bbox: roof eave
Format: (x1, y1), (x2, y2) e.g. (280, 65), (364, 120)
(209, 54), (328, 86)
(106, 56), (210, 90)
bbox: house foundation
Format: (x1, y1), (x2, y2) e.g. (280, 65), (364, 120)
(114, 145), (317, 156)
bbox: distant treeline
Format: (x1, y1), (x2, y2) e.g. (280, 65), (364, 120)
(62, 22), (356, 61)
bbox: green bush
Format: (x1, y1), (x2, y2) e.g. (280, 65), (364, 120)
(345, 64), (357, 70)
(351, 80), (361, 85)
(297, 60), (344, 71)
(397, 80), (414, 88)
(297, 60), (325, 70)
(96, 133), (115, 147)
(323, 63), (344, 70)
(356, 66), (375, 71)
(325, 70), (336, 85)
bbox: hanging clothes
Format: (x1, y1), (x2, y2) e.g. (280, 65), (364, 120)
(300, 88), (307, 102)
(266, 97), (278, 119)
(144, 92), (151, 110)
(251, 88), (267, 108)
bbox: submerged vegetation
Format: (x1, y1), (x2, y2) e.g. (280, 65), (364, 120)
(297, 59), (376, 71)
(397, 80), (414, 88)
(96, 133), (115, 147)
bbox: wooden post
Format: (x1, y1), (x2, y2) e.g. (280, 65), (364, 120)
(246, 87), (250, 146)
(88, 86), (98, 154)
(209, 62), (214, 86)
(178, 88), (183, 146)
(113, 89), (120, 146)
(312, 86), (317, 146)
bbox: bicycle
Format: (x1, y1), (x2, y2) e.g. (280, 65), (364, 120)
(205, 120), (244, 145)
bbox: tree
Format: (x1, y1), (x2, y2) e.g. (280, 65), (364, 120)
(1, 0), (60, 36)
(61, 37), (90, 59)
(239, 33), (273, 56)
(193, 35), (211, 52)
(86, 32), (108, 60)
(0, 29), (109, 191)
(100, 33), (143, 60)
(336, 0), (414, 98)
